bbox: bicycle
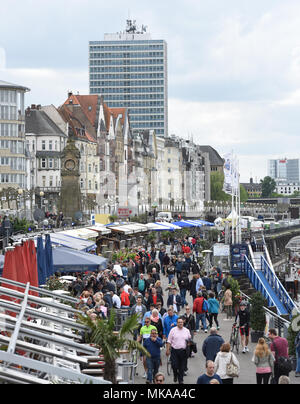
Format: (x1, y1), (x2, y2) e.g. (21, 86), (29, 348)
(230, 324), (240, 354)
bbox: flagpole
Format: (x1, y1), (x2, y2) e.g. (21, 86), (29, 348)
(231, 151), (235, 245)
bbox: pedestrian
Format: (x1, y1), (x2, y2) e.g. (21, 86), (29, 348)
(163, 306), (178, 340)
(181, 306), (196, 341)
(178, 270), (190, 306)
(268, 328), (291, 384)
(149, 308), (164, 338)
(189, 274), (198, 301)
(143, 328), (164, 384)
(193, 291), (208, 333)
(252, 337), (274, 385)
(295, 330), (300, 377)
(130, 296), (147, 339)
(202, 327), (225, 361)
(138, 317), (158, 379)
(224, 285), (233, 320)
(207, 292), (220, 330)
(167, 287), (182, 314)
(215, 342), (240, 384)
(154, 372), (165, 384)
(196, 360), (223, 384)
(234, 301), (250, 353)
(166, 317), (191, 384)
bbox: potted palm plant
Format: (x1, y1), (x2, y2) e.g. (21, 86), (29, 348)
(79, 310), (149, 383)
(250, 292), (266, 343)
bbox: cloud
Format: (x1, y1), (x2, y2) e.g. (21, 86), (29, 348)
(0, 66), (88, 106)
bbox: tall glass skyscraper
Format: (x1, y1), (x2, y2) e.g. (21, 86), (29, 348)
(89, 20), (168, 137)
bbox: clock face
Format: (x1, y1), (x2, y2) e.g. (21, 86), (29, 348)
(65, 159), (76, 171)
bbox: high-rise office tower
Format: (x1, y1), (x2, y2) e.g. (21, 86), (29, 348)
(268, 158), (300, 182)
(89, 20), (168, 137)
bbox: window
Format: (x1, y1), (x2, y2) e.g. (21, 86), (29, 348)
(88, 164), (92, 173)
(49, 176), (53, 187)
(88, 180), (92, 190)
(48, 158), (53, 169)
(42, 176), (46, 187)
(41, 158), (46, 168)
(49, 140), (53, 151)
(42, 140), (46, 150)
(80, 178), (84, 189)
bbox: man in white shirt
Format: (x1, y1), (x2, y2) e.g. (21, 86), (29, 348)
(110, 291), (121, 309)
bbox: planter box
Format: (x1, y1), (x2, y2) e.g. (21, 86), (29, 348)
(251, 330), (264, 343)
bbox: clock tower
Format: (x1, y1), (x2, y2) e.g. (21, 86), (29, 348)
(59, 122), (82, 221)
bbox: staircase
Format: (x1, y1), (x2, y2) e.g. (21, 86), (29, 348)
(232, 243), (298, 319)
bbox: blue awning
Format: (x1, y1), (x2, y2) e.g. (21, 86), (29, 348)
(172, 221), (196, 228)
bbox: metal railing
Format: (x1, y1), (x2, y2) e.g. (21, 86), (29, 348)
(243, 256), (279, 310)
(260, 256), (298, 316)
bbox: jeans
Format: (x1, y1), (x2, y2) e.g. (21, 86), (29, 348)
(180, 289), (187, 305)
(168, 274), (174, 284)
(146, 357), (161, 382)
(196, 313), (207, 331)
(296, 349), (300, 373)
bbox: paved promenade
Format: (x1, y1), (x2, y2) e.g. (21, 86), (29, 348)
(134, 258), (300, 385)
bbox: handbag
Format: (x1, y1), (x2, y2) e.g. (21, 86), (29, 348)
(226, 353), (239, 378)
(273, 341), (293, 373)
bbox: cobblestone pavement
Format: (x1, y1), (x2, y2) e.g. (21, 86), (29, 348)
(133, 256), (300, 385)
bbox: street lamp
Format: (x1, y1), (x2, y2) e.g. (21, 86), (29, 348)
(3, 217), (11, 248)
(40, 191), (44, 210)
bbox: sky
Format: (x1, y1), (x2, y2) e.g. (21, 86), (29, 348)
(1, 0), (300, 182)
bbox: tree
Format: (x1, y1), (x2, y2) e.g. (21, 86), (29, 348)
(240, 185), (249, 203)
(79, 310), (149, 383)
(260, 176), (276, 198)
(210, 172), (231, 201)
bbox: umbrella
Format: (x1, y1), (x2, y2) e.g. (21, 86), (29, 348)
(37, 236), (47, 286)
(45, 234), (54, 278)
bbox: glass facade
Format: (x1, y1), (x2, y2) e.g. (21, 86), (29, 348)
(0, 81), (29, 189)
(89, 36), (168, 137)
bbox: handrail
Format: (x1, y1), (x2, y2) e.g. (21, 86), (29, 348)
(243, 256), (278, 310)
(260, 256), (298, 316)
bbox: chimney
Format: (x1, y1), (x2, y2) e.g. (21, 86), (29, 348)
(68, 91), (73, 98)
(250, 177), (253, 184)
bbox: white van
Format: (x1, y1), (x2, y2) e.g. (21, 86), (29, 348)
(156, 211), (173, 223)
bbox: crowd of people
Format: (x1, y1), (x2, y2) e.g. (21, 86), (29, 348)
(65, 236), (299, 385)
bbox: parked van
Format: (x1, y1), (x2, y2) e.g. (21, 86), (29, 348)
(156, 211), (173, 223)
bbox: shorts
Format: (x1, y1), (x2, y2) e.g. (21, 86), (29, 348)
(240, 325), (250, 337)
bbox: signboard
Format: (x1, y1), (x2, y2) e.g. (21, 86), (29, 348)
(90, 213), (95, 225)
(213, 243), (230, 257)
(118, 207), (132, 218)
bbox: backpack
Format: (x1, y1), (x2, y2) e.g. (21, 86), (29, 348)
(138, 279), (145, 292)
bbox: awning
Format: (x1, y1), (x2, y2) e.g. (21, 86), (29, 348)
(60, 228), (98, 240)
(86, 224), (111, 235)
(145, 223), (173, 231)
(181, 220), (203, 227)
(107, 223), (148, 234)
(52, 246), (107, 272)
(155, 222), (182, 230)
(172, 221), (196, 228)
(36, 233), (96, 252)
